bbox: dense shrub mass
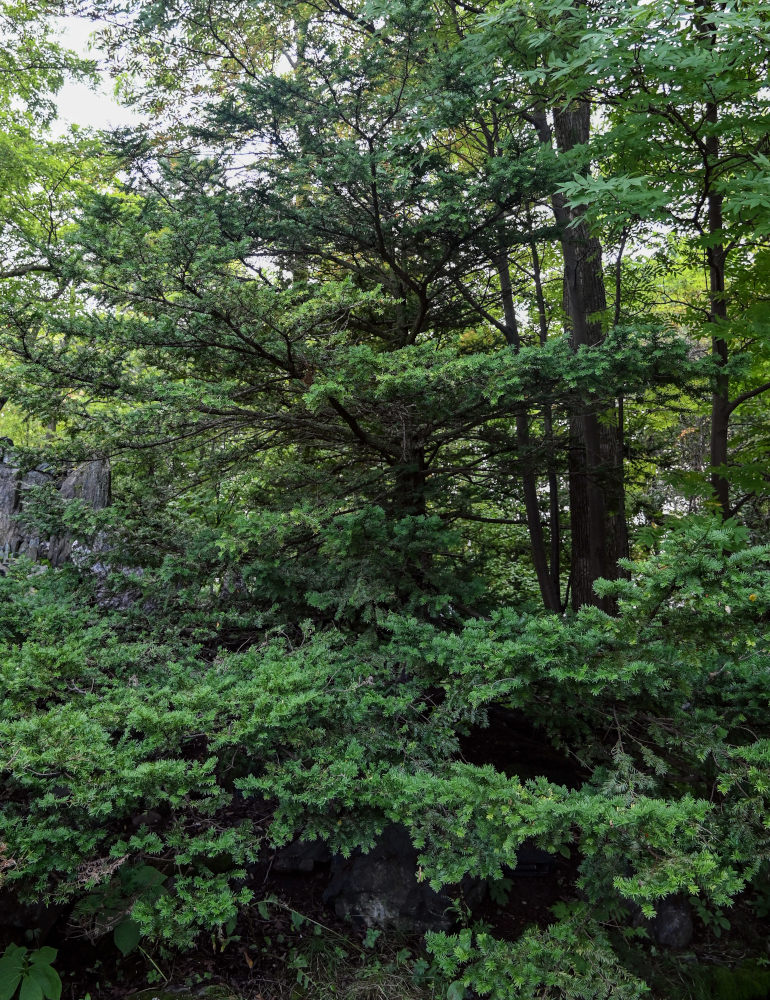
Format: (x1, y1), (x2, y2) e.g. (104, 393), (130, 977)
(2, 515), (770, 996)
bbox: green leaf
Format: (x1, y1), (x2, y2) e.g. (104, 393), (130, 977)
(447, 981), (466, 1000)
(28, 964), (61, 1000)
(19, 977), (44, 1000)
(113, 919), (141, 957)
(0, 966), (23, 1000)
(28, 951), (56, 969)
(0, 947), (26, 1000)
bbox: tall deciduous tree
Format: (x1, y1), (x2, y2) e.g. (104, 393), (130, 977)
(546, 0), (770, 518)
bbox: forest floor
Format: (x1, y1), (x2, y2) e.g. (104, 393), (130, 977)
(8, 844), (767, 1000)
(4, 857), (577, 1000)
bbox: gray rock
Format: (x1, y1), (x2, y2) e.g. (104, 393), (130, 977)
(60, 460), (111, 509)
(0, 451), (110, 568)
(0, 461), (23, 560)
(651, 897), (694, 949)
(323, 824), (457, 933)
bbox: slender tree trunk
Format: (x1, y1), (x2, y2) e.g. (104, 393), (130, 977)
(705, 106), (730, 517)
(530, 240), (562, 602)
(497, 251), (561, 612)
(690, 1), (729, 516)
(533, 103), (627, 611)
(613, 231), (630, 577)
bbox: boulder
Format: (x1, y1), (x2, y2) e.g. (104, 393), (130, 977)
(651, 897), (694, 949)
(628, 895), (694, 949)
(323, 824), (470, 933)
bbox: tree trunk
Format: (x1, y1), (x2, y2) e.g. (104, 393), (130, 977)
(533, 103), (627, 611)
(705, 95), (730, 517)
(497, 251), (561, 612)
(530, 239), (563, 603)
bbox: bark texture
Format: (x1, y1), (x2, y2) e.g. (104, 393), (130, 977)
(534, 102), (628, 610)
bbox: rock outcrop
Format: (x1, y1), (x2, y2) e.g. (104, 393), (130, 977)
(0, 445), (110, 568)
